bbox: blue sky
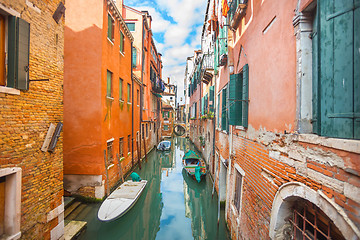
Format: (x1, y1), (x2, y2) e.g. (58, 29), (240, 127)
(124, 0), (207, 103)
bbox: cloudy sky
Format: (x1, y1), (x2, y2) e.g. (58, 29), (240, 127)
(124, 0), (208, 104)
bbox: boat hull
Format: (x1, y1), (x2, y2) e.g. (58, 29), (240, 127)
(98, 180), (147, 222)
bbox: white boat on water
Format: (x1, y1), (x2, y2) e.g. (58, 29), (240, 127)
(98, 180), (147, 222)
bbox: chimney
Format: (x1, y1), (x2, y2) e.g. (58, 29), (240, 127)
(167, 77), (170, 84)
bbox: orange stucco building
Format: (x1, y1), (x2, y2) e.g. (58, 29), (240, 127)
(64, 0), (136, 198)
(123, 5), (164, 158)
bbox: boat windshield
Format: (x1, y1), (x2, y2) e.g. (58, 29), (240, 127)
(163, 141), (171, 147)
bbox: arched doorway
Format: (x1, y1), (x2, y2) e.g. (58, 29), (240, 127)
(269, 182), (360, 240)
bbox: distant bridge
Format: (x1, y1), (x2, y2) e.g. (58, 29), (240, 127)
(174, 123), (186, 136)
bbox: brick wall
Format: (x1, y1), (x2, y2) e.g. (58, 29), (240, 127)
(221, 126), (360, 239)
(0, 0), (64, 239)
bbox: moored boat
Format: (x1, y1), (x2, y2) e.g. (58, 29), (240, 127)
(157, 140), (171, 151)
(97, 179), (147, 222)
(182, 150), (206, 182)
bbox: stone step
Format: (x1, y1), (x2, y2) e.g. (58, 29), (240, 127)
(64, 197), (75, 209)
(64, 220), (87, 240)
(64, 201), (81, 219)
(66, 204), (87, 221)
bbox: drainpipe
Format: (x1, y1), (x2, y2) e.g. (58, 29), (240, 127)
(139, 14), (146, 159)
(131, 41), (134, 168)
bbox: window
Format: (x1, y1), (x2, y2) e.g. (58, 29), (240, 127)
(221, 86), (229, 131)
(0, 15), (30, 91)
(107, 13), (114, 42)
(126, 22), (135, 31)
(142, 124), (145, 139)
(127, 83), (131, 103)
(119, 31), (124, 53)
(163, 111), (169, 119)
(106, 140), (114, 165)
(106, 70), (112, 98)
(119, 137), (124, 157)
(127, 135), (131, 153)
(132, 47), (137, 68)
(312, 3), (359, 139)
(164, 125), (169, 130)
(119, 78), (123, 100)
(146, 123), (148, 138)
(228, 64), (249, 127)
(137, 89), (139, 106)
(289, 200), (345, 240)
(0, 168), (21, 239)
(233, 166), (243, 213)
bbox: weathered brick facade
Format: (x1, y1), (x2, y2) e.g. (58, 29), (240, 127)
(0, 0), (64, 239)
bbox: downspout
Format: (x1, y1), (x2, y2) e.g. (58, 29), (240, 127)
(139, 14), (146, 159)
(131, 41), (134, 168)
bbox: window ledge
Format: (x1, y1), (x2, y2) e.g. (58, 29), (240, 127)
(107, 38), (114, 45)
(127, 102), (131, 105)
(120, 51), (125, 57)
(235, 126), (245, 130)
(106, 96), (114, 101)
(0, 86), (20, 95)
(297, 134), (360, 154)
(119, 99), (124, 103)
(107, 163), (114, 170)
(128, 152), (131, 156)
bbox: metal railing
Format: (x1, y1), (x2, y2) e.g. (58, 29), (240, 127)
(228, 0), (248, 22)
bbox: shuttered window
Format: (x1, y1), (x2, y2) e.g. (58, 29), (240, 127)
(312, 0), (359, 139)
(228, 64), (249, 127)
(209, 85), (214, 113)
(132, 47), (137, 68)
(119, 78), (123, 100)
(127, 83), (131, 103)
(106, 70), (112, 97)
(120, 31), (124, 53)
(107, 14), (114, 42)
(7, 16), (30, 90)
(221, 86), (229, 131)
(234, 168), (243, 213)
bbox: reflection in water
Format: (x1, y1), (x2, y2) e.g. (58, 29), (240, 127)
(76, 137), (229, 240)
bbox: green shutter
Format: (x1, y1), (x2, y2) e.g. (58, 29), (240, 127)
(228, 73), (242, 125)
(221, 87), (228, 131)
(7, 16), (17, 88)
(315, 0), (359, 139)
(119, 78), (123, 100)
(242, 64), (249, 128)
(107, 14), (112, 40)
(127, 83), (131, 102)
(209, 85), (214, 112)
(132, 47), (137, 68)
(354, 0), (360, 139)
(107, 71), (112, 97)
(120, 32), (124, 53)
(7, 16), (30, 90)
(312, 5), (320, 134)
(16, 18), (30, 90)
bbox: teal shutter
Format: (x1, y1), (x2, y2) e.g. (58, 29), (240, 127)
(228, 73), (242, 125)
(217, 93), (220, 127)
(7, 16), (30, 90)
(221, 87), (227, 131)
(132, 47), (137, 68)
(107, 14), (112, 40)
(355, 0), (360, 139)
(120, 32), (124, 53)
(242, 64), (249, 128)
(209, 85), (214, 112)
(107, 71), (112, 97)
(312, 5), (320, 134)
(16, 18), (30, 90)
(119, 78), (123, 100)
(315, 0), (359, 139)
(7, 16), (17, 88)
(201, 97), (204, 115)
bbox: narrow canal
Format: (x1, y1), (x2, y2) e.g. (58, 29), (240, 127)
(74, 137), (230, 240)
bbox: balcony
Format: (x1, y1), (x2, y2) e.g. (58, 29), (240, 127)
(228, 0), (248, 30)
(201, 53), (214, 84)
(151, 76), (165, 93)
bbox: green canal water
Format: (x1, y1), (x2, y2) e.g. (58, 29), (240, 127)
(75, 137), (230, 240)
